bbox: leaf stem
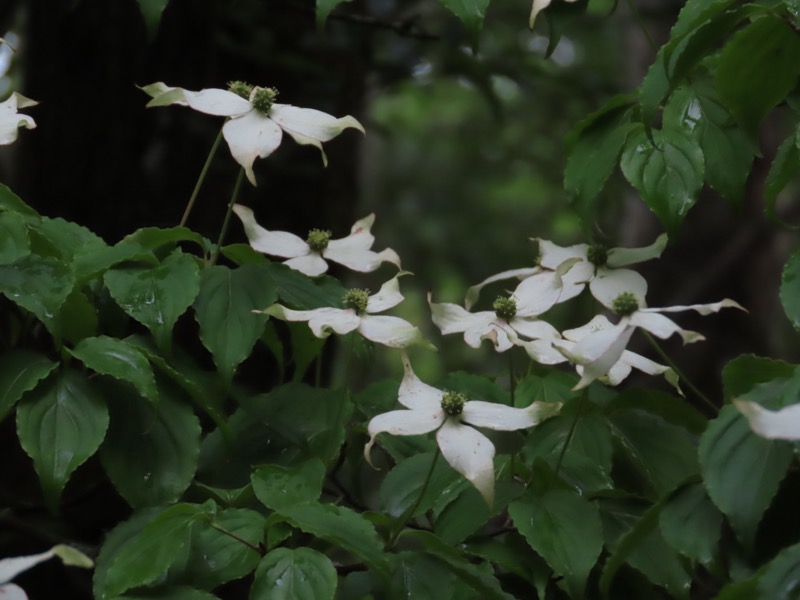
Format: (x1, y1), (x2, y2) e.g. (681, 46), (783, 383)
(550, 392), (585, 486)
(208, 521), (264, 555)
(180, 129), (224, 227)
(210, 168), (245, 266)
(642, 331), (718, 412)
(388, 449), (439, 547)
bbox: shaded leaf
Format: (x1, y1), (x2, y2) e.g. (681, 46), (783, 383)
(0, 350), (57, 422)
(251, 460), (326, 512)
(251, 547), (337, 600)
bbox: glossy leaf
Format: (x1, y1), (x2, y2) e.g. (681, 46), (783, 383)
(31, 216), (106, 263)
(265, 263), (346, 309)
(0, 182), (40, 220)
(193, 264), (276, 384)
(15, 369), (109, 512)
(379, 451), (462, 518)
(251, 459), (326, 512)
(716, 14), (800, 138)
(251, 547), (337, 600)
(0, 350), (57, 423)
(122, 226), (211, 253)
(73, 241), (158, 283)
(114, 586), (219, 600)
(100, 380), (201, 507)
(659, 482), (722, 565)
(699, 399), (793, 548)
(387, 552), (455, 600)
(721, 354), (794, 401)
(69, 336), (159, 403)
(509, 489), (603, 599)
(104, 251), (200, 352)
(620, 124), (705, 235)
(0, 210), (30, 264)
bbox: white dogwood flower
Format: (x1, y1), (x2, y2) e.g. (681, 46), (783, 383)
(0, 93), (37, 145)
(364, 353), (561, 507)
(141, 81), (364, 185)
(734, 400), (800, 440)
(433, 267), (577, 353)
(232, 204), (400, 277)
(554, 292), (744, 389)
(1, 545), (92, 599)
(261, 275), (432, 349)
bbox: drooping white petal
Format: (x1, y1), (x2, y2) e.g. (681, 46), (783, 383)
(327, 214), (376, 251)
(222, 111), (283, 185)
(468, 320), (517, 352)
(734, 400), (800, 440)
(324, 245), (401, 273)
(358, 315), (430, 348)
(183, 88), (252, 116)
(269, 104), (365, 165)
(463, 399), (561, 431)
(620, 350), (681, 394)
(0, 583), (27, 599)
(509, 317), (560, 340)
(429, 299), (488, 336)
(537, 239), (586, 270)
(364, 408), (445, 466)
(0, 94), (36, 146)
(529, 0), (554, 28)
(517, 338), (568, 365)
(512, 270), (567, 317)
(590, 268), (648, 310)
(283, 254), (329, 277)
(562, 314), (615, 342)
(628, 311), (704, 344)
(464, 267), (541, 311)
(555, 323), (636, 390)
(437, 419), (496, 507)
(232, 204), (309, 258)
(263, 305), (360, 338)
(140, 82), (188, 107)
(0, 549), (55, 583)
(644, 298), (746, 316)
(398, 352), (446, 411)
(607, 233), (668, 268)
(366, 276), (405, 313)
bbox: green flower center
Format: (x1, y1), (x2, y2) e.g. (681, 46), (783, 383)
(441, 391), (466, 416)
(343, 289), (370, 315)
(493, 296), (517, 320)
(307, 229), (332, 252)
(250, 86), (279, 114)
(227, 80), (253, 100)
(587, 244), (609, 267)
(612, 292), (640, 316)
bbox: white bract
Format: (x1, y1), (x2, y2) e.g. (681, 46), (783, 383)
(141, 82), (364, 185)
(0, 545), (93, 600)
(734, 400), (800, 440)
(433, 269), (571, 353)
(555, 293), (744, 389)
(364, 353), (561, 506)
(261, 275), (432, 349)
(554, 315), (680, 391)
(530, 0), (579, 29)
(0, 93), (37, 146)
(233, 204), (400, 277)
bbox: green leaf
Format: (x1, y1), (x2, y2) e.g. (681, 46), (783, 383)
(114, 586), (219, 600)
(15, 369), (109, 512)
(170, 508), (264, 590)
(463, 534), (550, 593)
(565, 102), (636, 213)
(316, 0), (351, 28)
(100, 380), (201, 507)
(251, 547), (337, 600)
(103, 504), (205, 598)
(664, 80), (755, 208)
(722, 354), (795, 401)
(717, 15), (800, 138)
(434, 482), (522, 545)
(73, 241), (158, 283)
(441, 371), (509, 406)
(123, 226), (210, 253)
(509, 489), (603, 599)
(104, 251), (200, 352)
(764, 128), (800, 228)
(0, 254), (74, 334)
(781, 251), (800, 331)
(0, 350), (57, 422)
(30, 216), (106, 263)
(69, 336), (159, 403)
(379, 451), (462, 518)
(437, 0), (490, 50)
(280, 502), (387, 573)
(138, 0), (170, 40)
(0, 182), (40, 220)
(515, 370), (579, 407)
(699, 400), (794, 548)
(620, 124), (705, 234)
(388, 552), (455, 600)
(608, 388), (707, 435)
(0, 210), (30, 264)
(251, 459), (326, 512)
(658, 482), (722, 565)
(758, 542), (800, 599)
(55, 288), (98, 344)
(193, 264), (277, 384)
(403, 530), (516, 600)
(266, 263), (346, 309)
(608, 409), (698, 498)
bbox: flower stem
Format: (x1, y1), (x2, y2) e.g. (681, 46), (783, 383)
(549, 393), (584, 487)
(642, 331), (718, 413)
(388, 449), (439, 547)
(210, 167), (245, 266)
(179, 129), (224, 228)
(208, 521), (264, 555)
(624, 0), (658, 53)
